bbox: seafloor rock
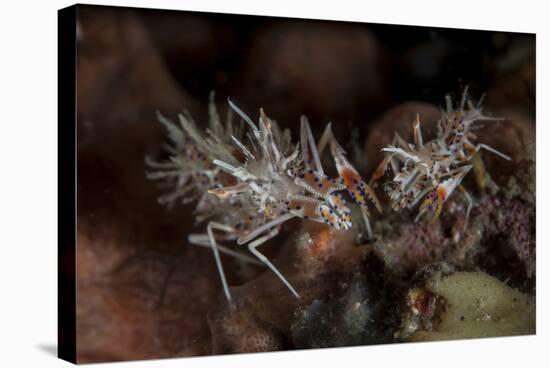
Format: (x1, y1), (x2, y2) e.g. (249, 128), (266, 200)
(398, 271), (535, 341)
(204, 221), (414, 353)
(472, 108), (535, 187)
(75, 7), (228, 362)
(487, 63), (535, 119)
(372, 218), (448, 276)
(208, 302), (285, 354)
(76, 229), (221, 362)
(237, 20), (391, 129)
(502, 142), (535, 205)
(291, 275), (395, 349)
(371, 192), (535, 284)
(471, 195), (536, 281)
(76, 6), (200, 237)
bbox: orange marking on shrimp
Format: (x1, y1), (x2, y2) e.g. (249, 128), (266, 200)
(340, 167), (382, 213)
(436, 186), (447, 201)
(370, 155), (391, 184)
(429, 186), (446, 223)
(340, 167), (358, 186)
(298, 169), (341, 196)
(340, 168), (365, 202)
(259, 108), (272, 128)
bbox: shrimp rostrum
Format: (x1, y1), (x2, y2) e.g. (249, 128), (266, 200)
(371, 87), (511, 230)
(147, 96), (380, 302)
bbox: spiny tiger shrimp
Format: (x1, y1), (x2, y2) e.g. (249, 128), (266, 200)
(147, 95), (381, 302)
(371, 87), (511, 230)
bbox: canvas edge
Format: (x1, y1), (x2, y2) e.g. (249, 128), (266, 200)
(58, 3), (77, 365)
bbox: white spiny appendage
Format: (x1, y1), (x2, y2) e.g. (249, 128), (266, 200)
(188, 234), (264, 266)
(360, 206), (373, 239)
(473, 143), (512, 161)
(382, 147), (422, 163)
(227, 98), (259, 133)
(206, 221), (233, 302)
(231, 135), (256, 160)
(212, 159), (238, 173)
(247, 228), (301, 298)
(237, 212), (296, 245)
(413, 114), (423, 147)
(301, 116), (324, 174)
(316, 122), (333, 155)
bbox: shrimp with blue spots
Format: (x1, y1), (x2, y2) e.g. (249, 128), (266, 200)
(151, 95), (381, 303)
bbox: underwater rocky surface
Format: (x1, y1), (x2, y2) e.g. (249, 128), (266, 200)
(74, 5), (535, 363)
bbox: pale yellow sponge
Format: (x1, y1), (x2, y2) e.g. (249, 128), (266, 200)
(408, 271), (535, 341)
